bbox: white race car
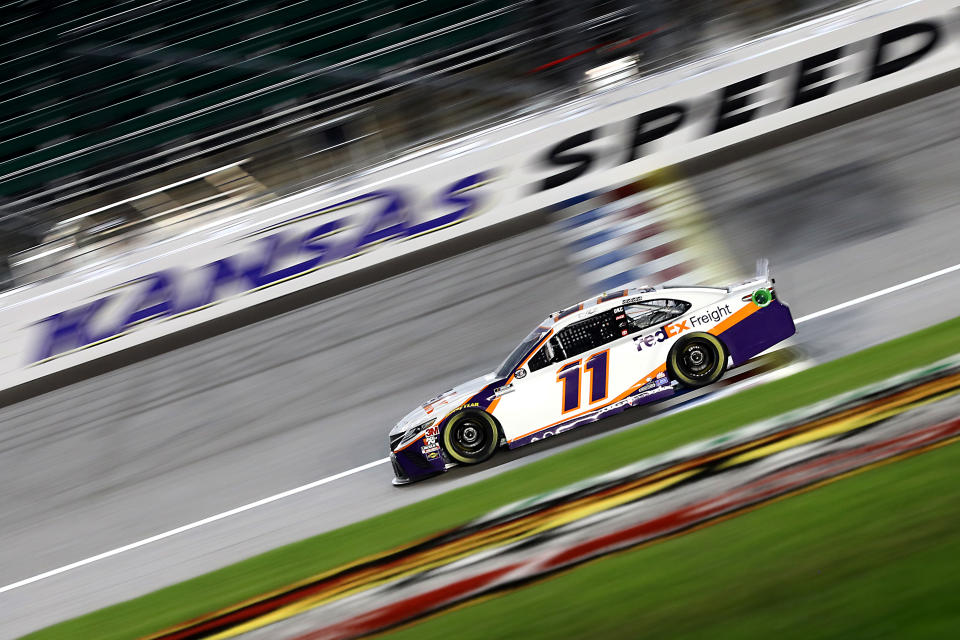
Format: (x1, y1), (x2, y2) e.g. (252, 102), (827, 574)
(389, 267), (795, 484)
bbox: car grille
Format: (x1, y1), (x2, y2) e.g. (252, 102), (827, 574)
(391, 455), (408, 481)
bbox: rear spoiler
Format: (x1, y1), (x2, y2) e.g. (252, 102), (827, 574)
(726, 258), (774, 293)
(755, 258), (769, 282)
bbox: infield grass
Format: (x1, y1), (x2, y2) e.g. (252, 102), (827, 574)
(24, 315), (960, 640)
(390, 434), (960, 640)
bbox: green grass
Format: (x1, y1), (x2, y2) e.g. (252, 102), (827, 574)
(390, 435), (960, 640)
(26, 315), (960, 640)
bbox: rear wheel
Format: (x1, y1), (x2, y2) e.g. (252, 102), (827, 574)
(441, 410), (499, 464)
(668, 333), (726, 388)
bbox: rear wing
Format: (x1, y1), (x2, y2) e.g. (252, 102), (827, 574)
(755, 258), (769, 282)
(726, 258), (774, 294)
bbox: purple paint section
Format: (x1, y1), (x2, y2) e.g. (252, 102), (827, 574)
(719, 300), (796, 366)
(466, 377), (509, 411)
(391, 441), (446, 484)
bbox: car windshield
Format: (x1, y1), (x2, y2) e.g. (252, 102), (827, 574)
(495, 328), (547, 378)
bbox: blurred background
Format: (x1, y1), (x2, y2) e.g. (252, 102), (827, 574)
(0, 0), (854, 288)
(1, 1), (959, 638)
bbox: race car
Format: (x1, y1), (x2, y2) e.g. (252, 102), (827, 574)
(388, 264), (795, 485)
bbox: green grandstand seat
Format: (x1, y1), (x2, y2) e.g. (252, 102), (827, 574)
(0, 0), (519, 197)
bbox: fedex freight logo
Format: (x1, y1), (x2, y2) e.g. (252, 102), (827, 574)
(31, 172), (494, 363)
(635, 304), (731, 351)
(690, 304), (733, 328)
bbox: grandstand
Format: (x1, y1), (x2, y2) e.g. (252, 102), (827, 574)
(0, 0), (849, 288)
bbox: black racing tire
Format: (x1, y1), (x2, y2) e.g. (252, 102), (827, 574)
(667, 332), (727, 388)
(441, 410), (499, 464)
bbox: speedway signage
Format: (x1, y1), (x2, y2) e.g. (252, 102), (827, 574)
(28, 173), (494, 363)
(0, 0), (958, 389)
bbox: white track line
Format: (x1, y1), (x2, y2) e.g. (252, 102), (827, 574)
(794, 263), (960, 324)
(3, 262), (959, 596)
(0, 458), (389, 595)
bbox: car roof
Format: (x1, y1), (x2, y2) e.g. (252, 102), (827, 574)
(539, 284), (725, 332)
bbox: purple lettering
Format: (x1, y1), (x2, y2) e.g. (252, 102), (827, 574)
(176, 258), (240, 314)
(33, 297), (110, 362)
(352, 190), (409, 252)
(408, 173), (491, 237)
(123, 272), (177, 328)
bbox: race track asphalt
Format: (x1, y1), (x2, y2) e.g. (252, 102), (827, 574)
(1, 85), (959, 638)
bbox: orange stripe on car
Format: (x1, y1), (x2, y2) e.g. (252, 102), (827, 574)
(393, 431), (425, 452)
(486, 395), (504, 415)
(710, 302), (760, 336)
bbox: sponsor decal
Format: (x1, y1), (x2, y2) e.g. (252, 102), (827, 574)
(493, 384), (514, 398)
(635, 388), (661, 399)
(689, 303), (731, 328)
(462, 402), (481, 409)
(421, 425), (440, 454)
(623, 293), (655, 306)
(635, 304), (732, 351)
(424, 396), (454, 415)
(634, 320), (686, 351)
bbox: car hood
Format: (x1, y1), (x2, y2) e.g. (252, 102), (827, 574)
(389, 372), (501, 437)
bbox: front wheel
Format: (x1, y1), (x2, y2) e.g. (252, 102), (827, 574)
(441, 410), (499, 464)
(667, 333), (727, 388)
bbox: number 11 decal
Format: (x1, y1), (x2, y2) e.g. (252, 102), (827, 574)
(557, 350), (609, 413)
(585, 350), (609, 402)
